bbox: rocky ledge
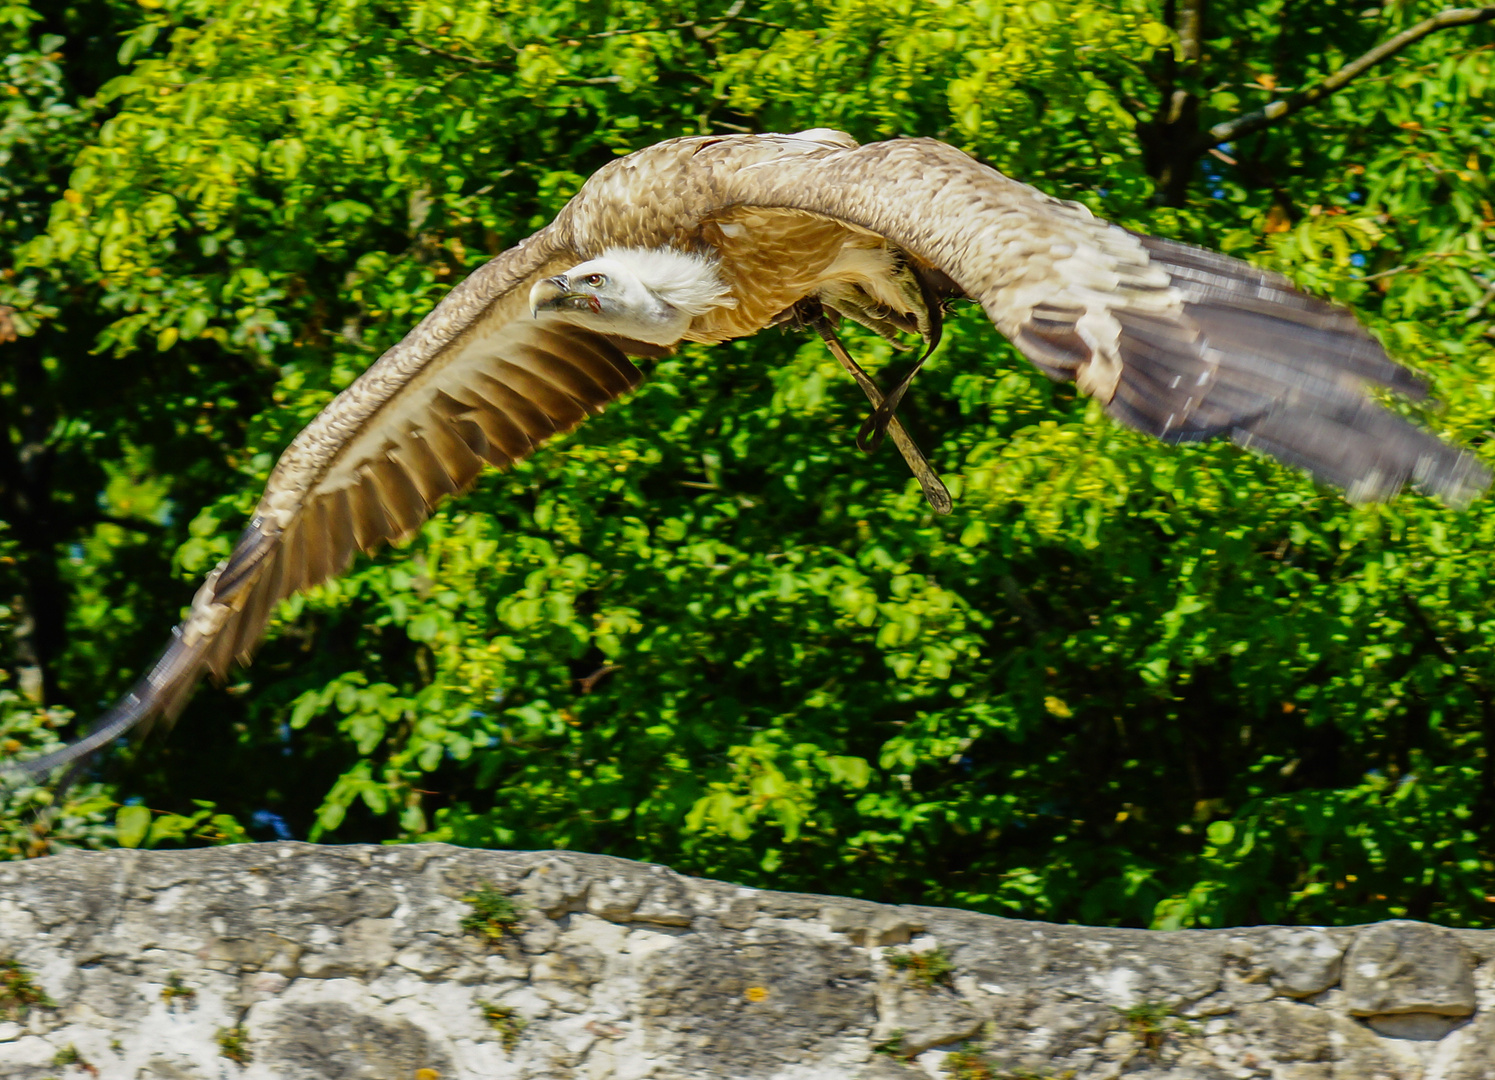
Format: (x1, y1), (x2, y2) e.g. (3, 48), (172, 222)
(0, 843), (1488, 1079)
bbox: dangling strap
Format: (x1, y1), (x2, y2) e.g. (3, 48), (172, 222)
(800, 300), (952, 515)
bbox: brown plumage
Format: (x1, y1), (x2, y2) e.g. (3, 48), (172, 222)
(13, 129), (1488, 778)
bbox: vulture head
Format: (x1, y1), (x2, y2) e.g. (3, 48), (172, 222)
(529, 246), (736, 345)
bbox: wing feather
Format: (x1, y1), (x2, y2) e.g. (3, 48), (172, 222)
(367, 452), (428, 537)
(452, 391), (536, 464)
(324, 487), (359, 572)
(421, 420), (488, 490)
(401, 434), (464, 505)
(348, 475), (396, 551)
(13, 231), (646, 779)
(471, 370), (562, 442)
(509, 345), (610, 404)
(216, 310), (643, 677)
(700, 136), (1487, 504)
(299, 496), (335, 592)
(18, 130), (1486, 783)
(494, 355), (593, 429)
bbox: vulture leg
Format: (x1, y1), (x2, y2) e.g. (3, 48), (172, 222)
(854, 262), (947, 454)
(797, 300), (952, 514)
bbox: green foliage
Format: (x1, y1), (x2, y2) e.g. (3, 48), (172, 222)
(942, 1048), (997, 1080)
(0, 957), (52, 1017)
(0, 682), (116, 858)
(161, 972), (196, 1007)
(113, 799), (249, 850)
(51, 1045), (88, 1071)
(939, 1035), (1076, 1079)
(1, 0), (1495, 932)
(885, 946), (956, 988)
(216, 1024), (251, 1065)
(1121, 1001), (1196, 1057)
(460, 884), (522, 944)
(477, 1000), (527, 1052)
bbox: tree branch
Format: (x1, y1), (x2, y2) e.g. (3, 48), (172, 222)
(1165, 0), (1204, 125)
(576, 1), (784, 41)
(1148, 0), (1208, 205)
(579, 17), (785, 42)
(1203, 6), (1495, 148)
(403, 40), (624, 84)
(1177, 0), (1204, 63)
(405, 40), (510, 68)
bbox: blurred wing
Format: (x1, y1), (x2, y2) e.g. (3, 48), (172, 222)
(14, 229), (646, 778)
(715, 137), (1489, 504)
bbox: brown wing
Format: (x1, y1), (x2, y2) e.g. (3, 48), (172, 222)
(202, 315), (642, 677)
(689, 136), (1488, 505)
(16, 131), (1490, 781)
(13, 229), (646, 778)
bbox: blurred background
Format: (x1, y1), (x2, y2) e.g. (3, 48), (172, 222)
(2, 0), (1494, 928)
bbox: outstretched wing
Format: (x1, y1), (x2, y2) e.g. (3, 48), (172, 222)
(15, 131), (1490, 779)
(706, 136), (1489, 504)
(14, 229), (646, 778)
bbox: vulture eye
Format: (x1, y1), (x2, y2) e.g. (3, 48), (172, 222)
(583, 273), (607, 288)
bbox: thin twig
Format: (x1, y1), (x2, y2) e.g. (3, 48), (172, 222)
(1203, 7), (1495, 149)
(1462, 278), (1495, 322)
(1355, 250), (1463, 283)
(407, 39), (506, 68)
(568, 2), (779, 42)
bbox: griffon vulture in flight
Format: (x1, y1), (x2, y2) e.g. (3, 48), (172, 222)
(14, 129), (1489, 778)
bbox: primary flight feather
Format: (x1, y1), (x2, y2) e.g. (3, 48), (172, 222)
(15, 129), (1488, 777)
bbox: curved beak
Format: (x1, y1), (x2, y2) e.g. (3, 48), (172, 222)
(529, 276), (573, 317)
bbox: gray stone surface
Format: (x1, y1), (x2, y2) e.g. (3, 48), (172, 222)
(0, 844), (1490, 1078)
(1344, 921), (1478, 1017)
(1262, 928), (1348, 998)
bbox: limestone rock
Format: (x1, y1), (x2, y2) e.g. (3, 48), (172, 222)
(0, 843), (1489, 1078)
(261, 1000), (455, 1079)
(1343, 921), (1476, 1017)
(1261, 927), (1347, 998)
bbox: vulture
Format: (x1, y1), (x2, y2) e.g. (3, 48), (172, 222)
(12, 128), (1489, 779)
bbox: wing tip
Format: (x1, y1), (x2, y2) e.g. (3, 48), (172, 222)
(1409, 448), (1492, 509)
(2, 626), (211, 786)
(1232, 404), (1490, 507)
